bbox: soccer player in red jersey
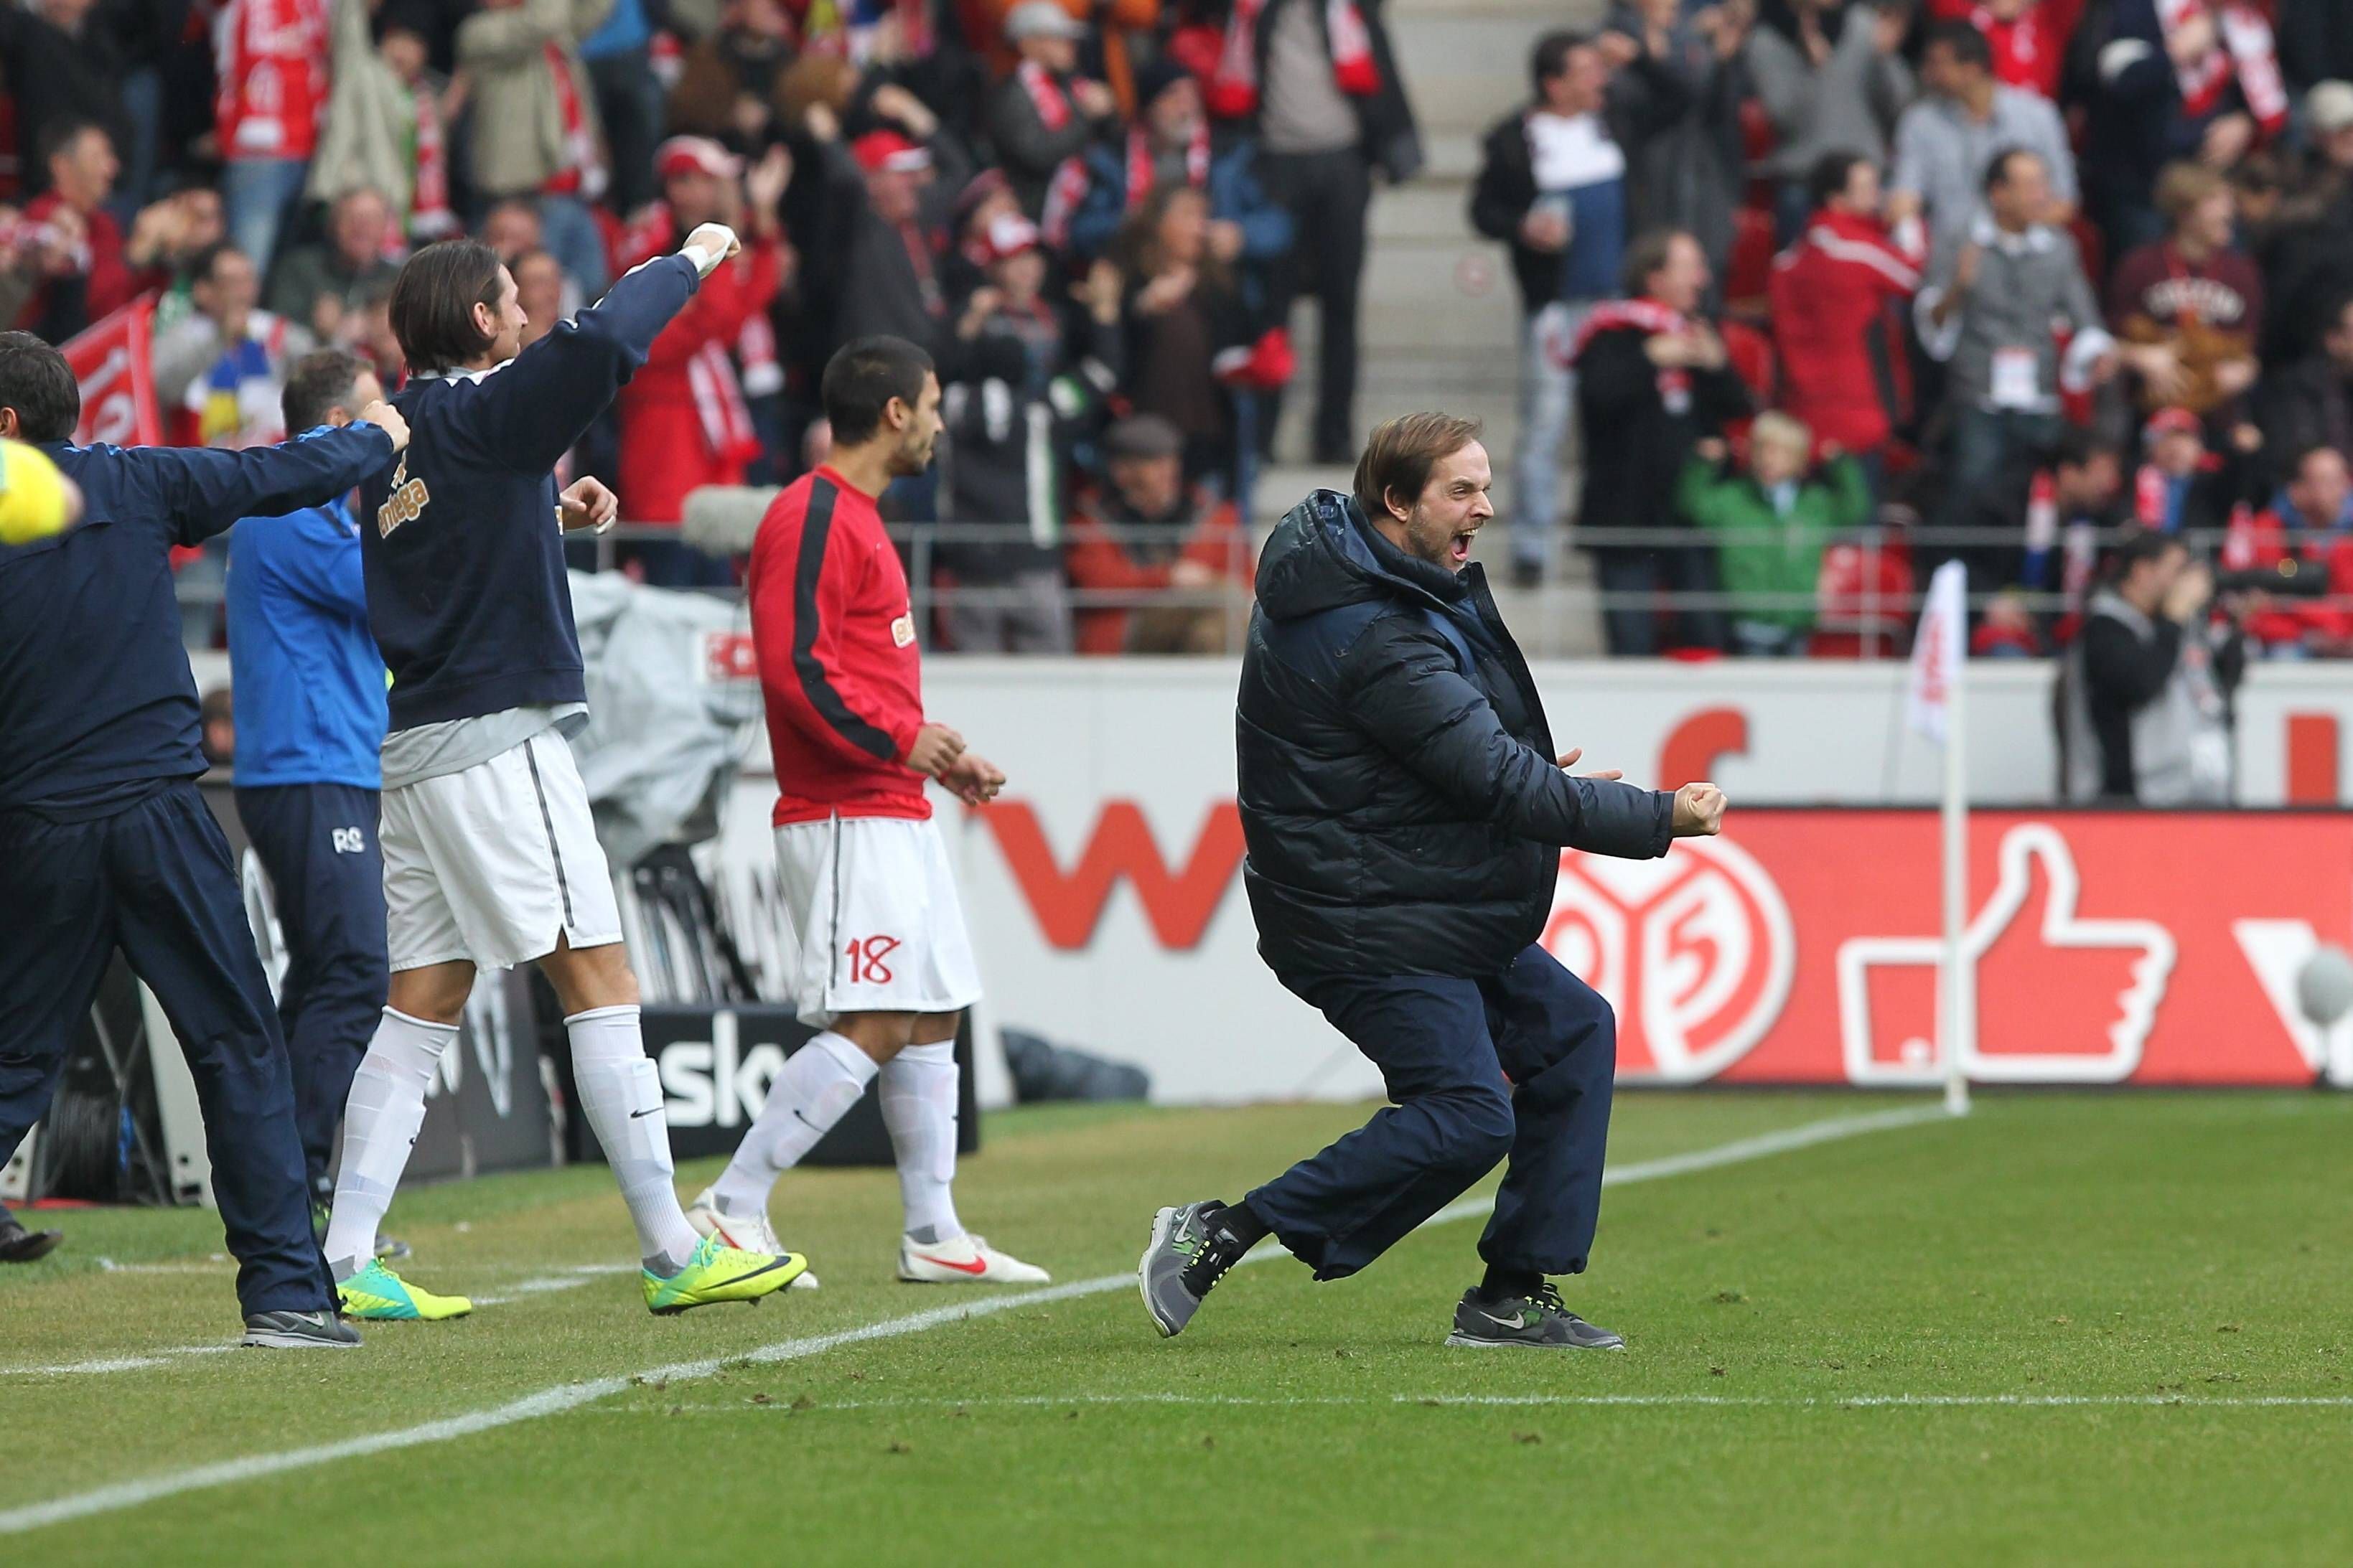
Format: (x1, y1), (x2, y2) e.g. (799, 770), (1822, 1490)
(689, 335), (1049, 1285)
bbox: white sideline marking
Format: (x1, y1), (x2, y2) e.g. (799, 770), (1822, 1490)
(574, 1391), (2353, 1414)
(3, 1268), (644, 1376)
(0, 1345), (236, 1377)
(470, 1264), (642, 1308)
(93, 1257), (232, 1276)
(0, 1104), (1948, 1537)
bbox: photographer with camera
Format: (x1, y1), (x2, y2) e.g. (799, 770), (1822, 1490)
(2059, 529), (2247, 805)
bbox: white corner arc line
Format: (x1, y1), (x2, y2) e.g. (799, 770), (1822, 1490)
(0, 1103), (1950, 1538)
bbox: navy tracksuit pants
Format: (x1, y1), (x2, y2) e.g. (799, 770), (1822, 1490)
(1245, 944), (1616, 1282)
(235, 783), (389, 1201)
(0, 784), (333, 1314)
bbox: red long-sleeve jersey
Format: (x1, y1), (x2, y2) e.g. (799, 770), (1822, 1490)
(747, 466), (931, 825)
(1769, 210), (1921, 456)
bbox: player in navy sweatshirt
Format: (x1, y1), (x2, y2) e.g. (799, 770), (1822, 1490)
(0, 330), (406, 1348)
(322, 233), (806, 1320)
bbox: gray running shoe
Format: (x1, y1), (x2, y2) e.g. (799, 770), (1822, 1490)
(0, 1215), (62, 1263)
(1139, 1200), (1248, 1338)
(242, 1310), (363, 1349)
(1445, 1283), (1624, 1350)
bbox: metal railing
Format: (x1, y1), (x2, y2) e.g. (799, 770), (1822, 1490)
(175, 518), (2334, 660)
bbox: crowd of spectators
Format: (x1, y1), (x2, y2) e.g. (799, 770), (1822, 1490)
(1475, 0), (2353, 675)
(17, 0), (2353, 686)
(1, 0), (1426, 651)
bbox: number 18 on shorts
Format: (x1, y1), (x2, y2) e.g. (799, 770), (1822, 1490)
(771, 815), (984, 1029)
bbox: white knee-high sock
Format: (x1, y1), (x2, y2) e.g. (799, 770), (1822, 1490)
(324, 1008), (454, 1279)
(710, 1031), (877, 1217)
(567, 1005), (701, 1275)
(881, 1040), (964, 1243)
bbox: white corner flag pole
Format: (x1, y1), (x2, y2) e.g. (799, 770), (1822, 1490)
(1908, 560), (1973, 1118)
(1940, 631), (1972, 1118)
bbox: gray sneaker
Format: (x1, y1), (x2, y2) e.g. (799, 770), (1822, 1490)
(1139, 1200), (1247, 1338)
(242, 1310), (363, 1349)
(1445, 1283), (1624, 1350)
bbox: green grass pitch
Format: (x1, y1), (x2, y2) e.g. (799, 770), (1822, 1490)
(4, 1090), (2352, 1564)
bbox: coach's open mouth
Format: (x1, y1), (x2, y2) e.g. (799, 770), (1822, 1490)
(1449, 530), (1475, 564)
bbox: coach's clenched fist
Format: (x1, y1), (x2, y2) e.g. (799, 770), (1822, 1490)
(1672, 781), (1726, 837)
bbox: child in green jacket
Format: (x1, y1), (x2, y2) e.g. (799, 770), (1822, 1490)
(1678, 411), (1872, 656)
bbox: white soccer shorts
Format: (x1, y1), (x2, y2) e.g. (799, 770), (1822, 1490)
(770, 814), (983, 1028)
(381, 729), (623, 972)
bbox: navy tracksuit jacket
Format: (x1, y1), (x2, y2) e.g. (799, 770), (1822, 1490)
(1235, 492), (1676, 1282)
(0, 423), (396, 1315)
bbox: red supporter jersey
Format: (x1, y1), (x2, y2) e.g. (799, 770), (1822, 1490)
(747, 466), (930, 825)
(1769, 210), (1922, 456)
(212, 0), (329, 162)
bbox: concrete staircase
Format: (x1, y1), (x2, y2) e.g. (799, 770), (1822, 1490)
(1255, 0), (1612, 654)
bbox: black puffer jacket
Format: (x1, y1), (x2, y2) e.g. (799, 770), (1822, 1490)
(1237, 490), (1675, 979)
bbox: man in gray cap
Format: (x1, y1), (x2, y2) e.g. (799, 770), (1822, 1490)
(2306, 82), (2353, 180)
(1067, 413), (1254, 652)
(988, 2), (1121, 220)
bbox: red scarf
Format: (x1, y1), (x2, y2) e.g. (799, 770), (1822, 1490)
(2163, 0), (2288, 135)
(1573, 297), (1693, 409)
(902, 220), (945, 317)
(1020, 61), (1093, 250)
(687, 340), (761, 466)
(1570, 298), (1688, 362)
(2133, 462), (2171, 528)
(542, 43), (608, 199)
(1016, 60), (1072, 130)
(2133, 454), (2232, 529)
(1125, 123), (1210, 211)
(408, 78), (457, 239)
(739, 308), (782, 397)
(1206, 0), (1380, 121)
(1040, 159), (1090, 248)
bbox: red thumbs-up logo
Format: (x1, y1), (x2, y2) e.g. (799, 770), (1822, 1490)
(1836, 824), (2176, 1085)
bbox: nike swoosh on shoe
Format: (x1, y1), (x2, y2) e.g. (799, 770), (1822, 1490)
(914, 1253), (991, 1275)
(710, 1257), (793, 1287)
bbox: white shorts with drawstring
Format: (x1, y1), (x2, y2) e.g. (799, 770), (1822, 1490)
(380, 729), (622, 972)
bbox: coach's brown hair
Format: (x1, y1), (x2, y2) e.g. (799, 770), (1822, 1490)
(388, 239), (507, 375)
(1353, 412), (1484, 523)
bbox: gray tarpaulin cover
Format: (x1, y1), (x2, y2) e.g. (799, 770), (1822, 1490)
(567, 570), (763, 868)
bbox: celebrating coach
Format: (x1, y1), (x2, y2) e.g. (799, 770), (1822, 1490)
(1141, 413), (1726, 1350)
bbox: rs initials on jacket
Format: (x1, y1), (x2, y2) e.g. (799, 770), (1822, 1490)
(377, 454), (431, 539)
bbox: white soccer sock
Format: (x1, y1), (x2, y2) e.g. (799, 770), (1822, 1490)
(567, 1005), (702, 1275)
(710, 1031), (877, 1218)
(324, 1008), (455, 1279)
(881, 1040), (964, 1243)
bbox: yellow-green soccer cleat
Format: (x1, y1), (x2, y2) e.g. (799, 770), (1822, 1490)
(337, 1259), (473, 1321)
(642, 1233), (808, 1315)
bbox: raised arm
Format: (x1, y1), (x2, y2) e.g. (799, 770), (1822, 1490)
(146, 418), (402, 546)
(475, 250), (710, 474)
(1342, 617), (1675, 858)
